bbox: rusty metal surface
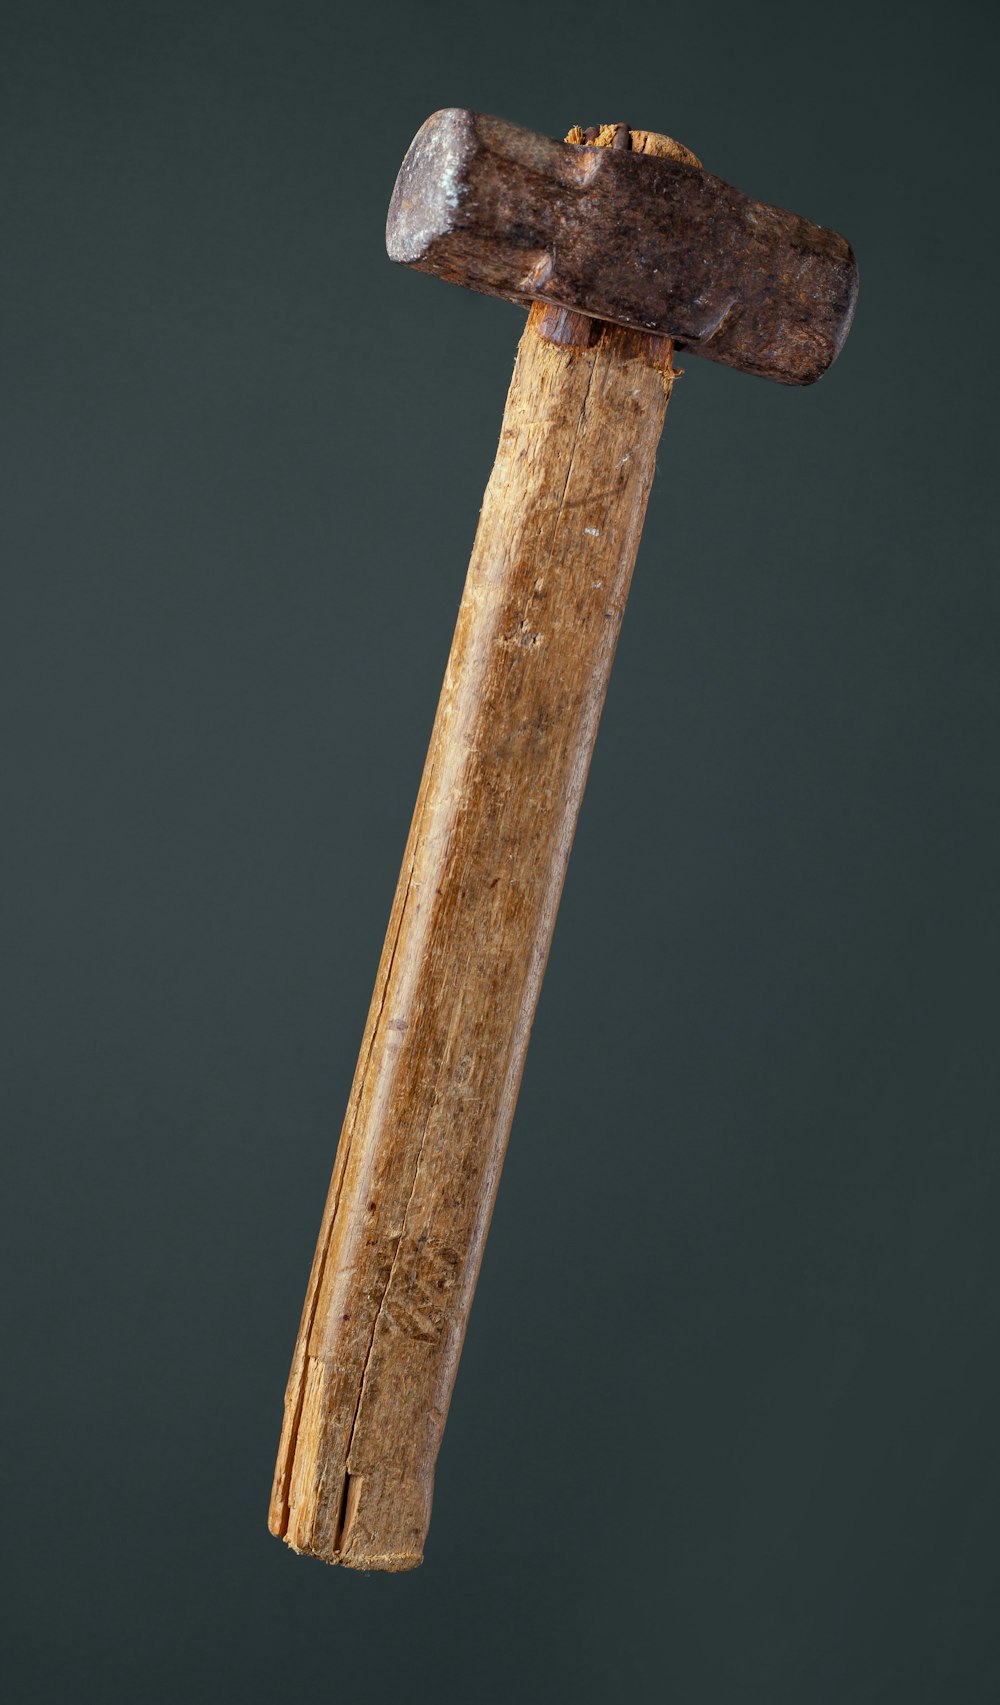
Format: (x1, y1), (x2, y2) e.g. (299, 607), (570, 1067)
(386, 109), (858, 386)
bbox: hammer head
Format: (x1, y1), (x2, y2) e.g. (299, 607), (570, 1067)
(386, 109), (858, 386)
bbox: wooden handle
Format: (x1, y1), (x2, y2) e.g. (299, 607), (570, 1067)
(269, 302), (676, 1569)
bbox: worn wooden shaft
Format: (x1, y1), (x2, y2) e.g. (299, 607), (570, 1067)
(269, 301), (676, 1569)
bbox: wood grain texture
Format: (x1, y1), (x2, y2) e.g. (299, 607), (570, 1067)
(269, 303), (676, 1570)
(564, 122), (702, 166)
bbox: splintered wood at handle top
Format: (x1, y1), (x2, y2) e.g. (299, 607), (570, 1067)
(269, 301), (676, 1570)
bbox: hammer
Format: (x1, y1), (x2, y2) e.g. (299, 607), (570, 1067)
(269, 110), (857, 1571)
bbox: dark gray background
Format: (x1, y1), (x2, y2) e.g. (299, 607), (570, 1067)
(3, 1), (997, 1699)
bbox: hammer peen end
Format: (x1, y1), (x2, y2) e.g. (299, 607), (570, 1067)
(386, 108), (858, 386)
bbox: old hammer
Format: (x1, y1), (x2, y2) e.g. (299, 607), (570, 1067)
(269, 110), (857, 1570)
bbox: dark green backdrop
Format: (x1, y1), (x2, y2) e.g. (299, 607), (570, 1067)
(3, 2), (998, 1699)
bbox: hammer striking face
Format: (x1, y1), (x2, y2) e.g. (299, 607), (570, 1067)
(270, 113), (858, 1572)
(388, 108), (858, 385)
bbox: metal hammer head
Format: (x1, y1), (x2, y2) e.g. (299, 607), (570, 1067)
(386, 109), (858, 386)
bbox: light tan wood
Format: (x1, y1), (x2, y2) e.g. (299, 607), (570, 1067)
(269, 302), (677, 1569)
(564, 122), (702, 166)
